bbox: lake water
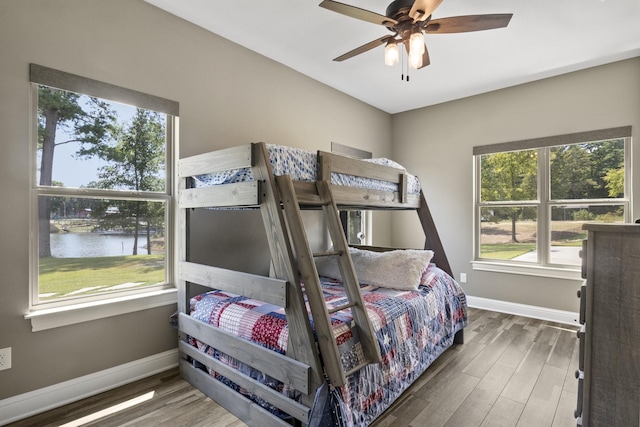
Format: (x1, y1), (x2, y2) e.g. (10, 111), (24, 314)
(50, 233), (148, 258)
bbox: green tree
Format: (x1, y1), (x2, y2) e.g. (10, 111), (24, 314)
(550, 144), (595, 199)
(550, 140), (624, 200)
(37, 86), (115, 257)
(603, 167), (624, 197)
(481, 150), (537, 242)
(90, 109), (166, 255)
(588, 140), (624, 197)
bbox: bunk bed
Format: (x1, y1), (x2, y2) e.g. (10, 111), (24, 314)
(176, 142), (467, 426)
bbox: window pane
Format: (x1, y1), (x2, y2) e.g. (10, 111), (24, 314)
(479, 206), (537, 261)
(346, 211), (365, 244)
(37, 86), (166, 192)
(480, 150), (537, 202)
(38, 196), (166, 301)
(549, 204), (624, 265)
(550, 140), (624, 200)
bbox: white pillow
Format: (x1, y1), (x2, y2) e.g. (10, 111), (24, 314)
(315, 247), (434, 291)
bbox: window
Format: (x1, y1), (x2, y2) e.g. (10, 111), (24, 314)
(30, 65), (178, 310)
(473, 127), (631, 274)
(331, 142), (372, 246)
(341, 210), (370, 245)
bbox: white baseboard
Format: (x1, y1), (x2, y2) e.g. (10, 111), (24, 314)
(0, 349), (179, 426)
(466, 296), (580, 326)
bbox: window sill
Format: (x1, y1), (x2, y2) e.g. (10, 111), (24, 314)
(25, 288), (177, 332)
(471, 261), (581, 281)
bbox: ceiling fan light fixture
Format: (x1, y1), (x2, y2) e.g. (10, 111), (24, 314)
(409, 30), (425, 56)
(409, 51), (423, 69)
(384, 42), (399, 66)
(320, 0), (513, 73)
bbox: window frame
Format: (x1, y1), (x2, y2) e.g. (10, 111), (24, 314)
(28, 64), (179, 320)
(472, 127), (632, 279)
(331, 142), (373, 246)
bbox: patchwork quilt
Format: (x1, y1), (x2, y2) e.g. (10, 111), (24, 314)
(188, 264), (467, 426)
(192, 143), (422, 195)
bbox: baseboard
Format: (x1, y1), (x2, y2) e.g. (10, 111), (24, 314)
(466, 296), (580, 326)
(0, 348), (179, 426)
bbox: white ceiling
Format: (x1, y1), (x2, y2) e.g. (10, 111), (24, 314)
(145, 0), (640, 114)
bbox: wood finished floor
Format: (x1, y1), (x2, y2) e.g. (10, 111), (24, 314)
(7, 308), (579, 427)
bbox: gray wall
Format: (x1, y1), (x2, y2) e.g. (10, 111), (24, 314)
(0, 0), (391, 400)
(390, 57), (640, 312)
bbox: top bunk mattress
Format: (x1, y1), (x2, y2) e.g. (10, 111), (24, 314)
(192, 144), (422, 195)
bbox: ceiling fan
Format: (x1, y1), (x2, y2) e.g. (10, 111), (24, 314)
(319, 0), (512, 70)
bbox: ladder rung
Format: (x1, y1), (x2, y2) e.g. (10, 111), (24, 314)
(312, 250), (343, 257)
(298, 199), (331, 207)
(345, 359), (377, 377)
(328, 301), (357, 314)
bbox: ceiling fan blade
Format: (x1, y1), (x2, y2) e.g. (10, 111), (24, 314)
(319, 0), (398, 26)
(409, 0), (444, 22)
(426, 14), (513, 34)
(333, 35), (393, 62)
(419, 44), (430, 68)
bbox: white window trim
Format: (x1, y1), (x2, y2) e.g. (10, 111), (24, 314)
(473, 127), (632, 277)
(24, 288), (177, 332)
(28, 64), (179, 322)
(471, 260), (581, 280)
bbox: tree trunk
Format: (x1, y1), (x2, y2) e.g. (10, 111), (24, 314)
(146, 221), (151, 255)
(511, 210), (519, 243)
(132, 202), (140, 255)
(38, 108), (59, 257)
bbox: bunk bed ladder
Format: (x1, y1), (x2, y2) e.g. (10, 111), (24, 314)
(276, 175), (382, 387)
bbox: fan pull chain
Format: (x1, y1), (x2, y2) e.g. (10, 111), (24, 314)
(400, 45), (408, 80)
(405, 57), (410, 82)
(401, 45), (404, 81)
(399, 46), (409, 82)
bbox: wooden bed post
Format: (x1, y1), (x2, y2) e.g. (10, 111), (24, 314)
(417, 191), (453, 278)
(176, 172), (191, 317)
(417, 191), (464, 344)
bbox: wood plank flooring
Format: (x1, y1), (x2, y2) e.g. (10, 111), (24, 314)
(6, 308), (579, 427)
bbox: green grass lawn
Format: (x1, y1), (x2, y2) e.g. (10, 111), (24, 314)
(39, 255), (165, 299)
(480, 219), (589, 260)
(480, 243), (537, 260)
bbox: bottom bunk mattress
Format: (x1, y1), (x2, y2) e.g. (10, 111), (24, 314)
(186, 264), (467, 426)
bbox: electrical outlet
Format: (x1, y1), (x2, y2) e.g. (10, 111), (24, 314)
(0, 347), (11, 371)
(459, 273), (467, 283)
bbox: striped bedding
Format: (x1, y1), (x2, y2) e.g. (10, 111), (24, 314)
(187, 263), (467, 426)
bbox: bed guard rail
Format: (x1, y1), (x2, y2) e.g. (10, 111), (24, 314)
(177, 261), (312, 425)
(317, 150), (409, 203)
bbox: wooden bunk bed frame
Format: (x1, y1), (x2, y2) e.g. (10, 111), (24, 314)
(177, 142), (461, 427)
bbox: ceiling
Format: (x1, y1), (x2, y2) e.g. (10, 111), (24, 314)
(145, 0), (640, 114)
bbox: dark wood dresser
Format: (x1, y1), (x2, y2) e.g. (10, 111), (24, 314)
(576, 223), (640, 426)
